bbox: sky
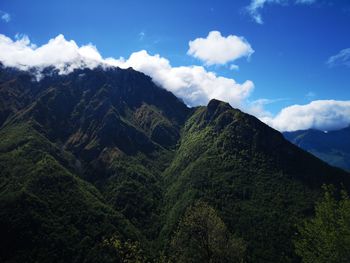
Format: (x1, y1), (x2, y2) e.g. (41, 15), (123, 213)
(0, 0), (350, 131)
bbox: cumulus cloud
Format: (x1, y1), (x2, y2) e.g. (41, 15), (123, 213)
(327, 48), (350, 68)
(0, 34), (102, 73)
(0, 33), (254, 108)
(187, 31), (254, 65)
(262, 100), (350, 131)
(247, 0), (316, 24)
(1, 33), (348, 132)
(107, 51), (254, 107)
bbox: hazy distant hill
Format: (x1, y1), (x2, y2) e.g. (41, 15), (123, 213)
(284, 127), (350, 171)
(0, 64), (349, 263)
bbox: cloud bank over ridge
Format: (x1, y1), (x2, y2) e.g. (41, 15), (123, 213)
(0, 33), (254, 109)
(0, 34), (103, 73)
(0, 33), (349, 132)
(262, 100), (350, 131)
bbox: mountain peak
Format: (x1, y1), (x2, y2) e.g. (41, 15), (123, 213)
(206, 99), (233, 121)
(207, 98), (231, 111)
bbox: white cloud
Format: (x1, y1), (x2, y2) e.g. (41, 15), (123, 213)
(2, 33), (348, 133)
(262, 100), (350, 131)
(187, 31), (254, 65)
(107, 51), (254, 107)
(0, 11), (10, 23)
(327, 48), (350, 68)
(0, 33), (254, 108)
(247, 0), (272, 25)
(247, 0), (316, 24)
(246, 98), (274, 118)
(0, 34), (102, 73)
(246, 97), (292, 120)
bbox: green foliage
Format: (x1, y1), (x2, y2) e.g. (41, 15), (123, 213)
(134, 103), (180, 148)
(1, 68), (349, 263)
(160, 100), (347, 262)
(294, 186), (350, 263)
(0, 123), (141, 263)
(101, 235), (148, 263)
(169, 201), (246, 263)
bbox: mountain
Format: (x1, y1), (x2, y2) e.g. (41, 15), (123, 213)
(0, 65), (349, 263)
(284, 127), (350, 171)
(160, 99), (349, 262)
(0, 65), (189, 262)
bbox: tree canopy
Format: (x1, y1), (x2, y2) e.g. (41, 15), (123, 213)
(170, 201), (246, 263)
(294, 186), (350, 263)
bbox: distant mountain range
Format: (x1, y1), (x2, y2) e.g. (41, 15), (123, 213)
(0, 64), (349, 263)
(284, 126), (350, 171)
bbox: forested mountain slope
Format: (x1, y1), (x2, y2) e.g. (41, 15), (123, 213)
(0, 65), (348, 262)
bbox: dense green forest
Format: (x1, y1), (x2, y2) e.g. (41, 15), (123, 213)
(0, 65), (349, 262)
(294, 186), (350, 263)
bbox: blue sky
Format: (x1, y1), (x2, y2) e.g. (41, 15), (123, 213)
(0, 0), (350, 131)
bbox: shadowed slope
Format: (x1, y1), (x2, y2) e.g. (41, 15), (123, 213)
(161, 99), (349, 263)
(0, 66), (349, 263)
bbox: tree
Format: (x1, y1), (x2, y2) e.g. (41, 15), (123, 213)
(170, 201), (245, 263)
(294, 185), (350, 263)
(99, 235), (147, 263)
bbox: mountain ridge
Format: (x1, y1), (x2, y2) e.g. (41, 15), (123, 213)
(284, 126), (350, 171)
(0, 65), (349, 263)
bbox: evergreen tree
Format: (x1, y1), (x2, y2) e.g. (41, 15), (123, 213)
(294, 186), (350, 263)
